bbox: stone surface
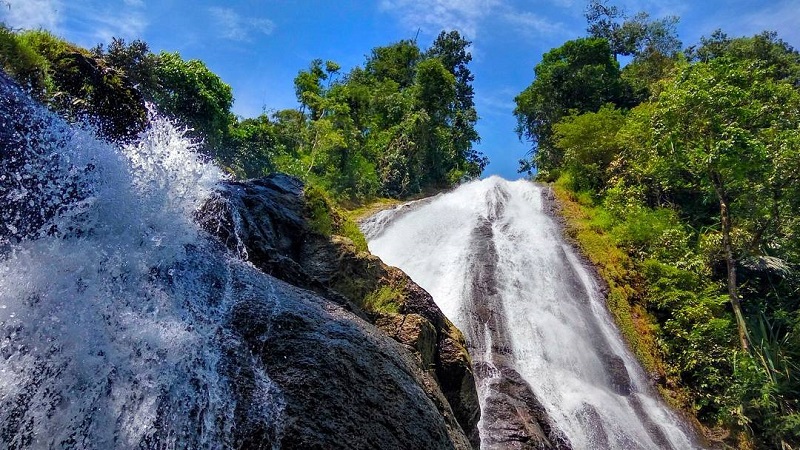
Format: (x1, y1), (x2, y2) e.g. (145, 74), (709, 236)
(225, 265), (471, 450)
(201, 174), (480, 448)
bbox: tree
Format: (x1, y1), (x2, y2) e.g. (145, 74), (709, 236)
(514, 37), (629, 178)
(365, 40), (421, 89)
(687, 30), (800, 86)
(6, 30), (148, 141)
(552, 104), (625, 192)
(294, 58), (339, 120)
(426, 30), (485, 178)
(226, 114), (280, 178)
(414, 57), (456, 185)
(652, 58), (800, 350)
(585, 0), (681, 60)
(150, 51), (234, 150)
(92, 37), (160, 96)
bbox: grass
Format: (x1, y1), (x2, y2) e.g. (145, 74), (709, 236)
(345, 197), (404, 222)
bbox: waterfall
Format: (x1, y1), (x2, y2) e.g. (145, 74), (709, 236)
(0, 81), (284, 449)
(364, 176), (701, 449)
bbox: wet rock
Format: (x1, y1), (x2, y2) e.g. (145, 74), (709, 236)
(376, 313), (437, 368)
(201, 174), (480, 448)
(226, 268), (471, 450)
(599, 351), (632, 396)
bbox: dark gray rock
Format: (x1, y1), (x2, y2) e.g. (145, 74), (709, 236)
(225, 265), (471, 450)
(201, 174), (481, 446)
(599, 351), (632, 396)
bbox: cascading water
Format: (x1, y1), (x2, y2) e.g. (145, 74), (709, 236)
(364, 177), (702, 449)
(0, 79), (284, 448)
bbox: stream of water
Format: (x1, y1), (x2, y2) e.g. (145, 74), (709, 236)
(364, 177), (701, 449)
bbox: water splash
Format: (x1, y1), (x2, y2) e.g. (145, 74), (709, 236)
(0, 88), (283, 448)
(365, 176), (701, 449)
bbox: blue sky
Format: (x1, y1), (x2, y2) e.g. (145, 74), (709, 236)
(3, 0), (799, 179)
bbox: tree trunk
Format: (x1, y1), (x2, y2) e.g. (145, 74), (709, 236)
(716, 187), (749, 351)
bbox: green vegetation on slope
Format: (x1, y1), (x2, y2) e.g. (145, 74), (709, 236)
(0, 25), (486, 206)
(515, 3), (800, 447)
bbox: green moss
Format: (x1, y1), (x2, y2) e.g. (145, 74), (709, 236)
(338, 218), (368, 252)
(363, 285), (403, 315)
(0, 26), (50, 94)
(345, 198), (403, 222)
(554, 182), (663, 376)
(331, 275), (376, 307)
(304, 184), (335, 235)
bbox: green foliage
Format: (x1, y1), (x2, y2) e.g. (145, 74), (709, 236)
(427, 31), (486, 178)
(641, 259), (736, 419)
(0, 25), (49, 94)
(92, 38), (160, 96)
(514, 37), (631, 177)
(150, 51), (234, 150)
(553, 103), (625, 192)
(365, 40), (421, 88)
(687, 30), (800, 85)
(92, 34), (476, 199)
(272, 32), (484, 202)
(585, 0), (681, 59)
(225, 114), (280, 177)
(304, 184), (337, 236)
(541, 16), (800, 445)
(0, 28), (147, 141)
(303, 184), (368, 253)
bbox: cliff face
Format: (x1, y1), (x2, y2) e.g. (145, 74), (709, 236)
(200, 175), (480, 449)
(1, 69), (479, 449)
(223, 262), (472, 449)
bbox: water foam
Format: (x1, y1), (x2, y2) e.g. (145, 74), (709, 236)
(0, 97), (282, 448)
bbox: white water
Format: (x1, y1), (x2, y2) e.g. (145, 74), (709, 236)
(0, 97), (283, 448)
(365, 176), (699, 449)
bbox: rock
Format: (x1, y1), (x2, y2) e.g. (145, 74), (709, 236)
(599, 351), (632, 396)
(436, 328), (481, 446)
(376, 313), (438, 368)
(225, 266), (471, 450)
(0, 71), (473, 449)
(201, 174), (481, 448)
(478, 364), (571, 450)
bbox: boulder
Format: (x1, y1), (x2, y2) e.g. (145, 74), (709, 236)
(200, 174), (481, 448)
(225, 265), (471, 449)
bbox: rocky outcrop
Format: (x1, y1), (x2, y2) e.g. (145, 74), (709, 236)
(224, 263), (472, 449)
(200, 174), (480, 448)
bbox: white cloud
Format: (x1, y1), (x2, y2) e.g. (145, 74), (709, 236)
(379, 0), (503, 39)
(91, 11), (148, 43)
(208, 7), (275, 42)
(66, 1), (148, 45)
(502, 10), (564, 37)
(1, 0), (62, 31)
(475, 86), (518, 116)
(733, 1), (800, 47)
(379, 0), (566, 41)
